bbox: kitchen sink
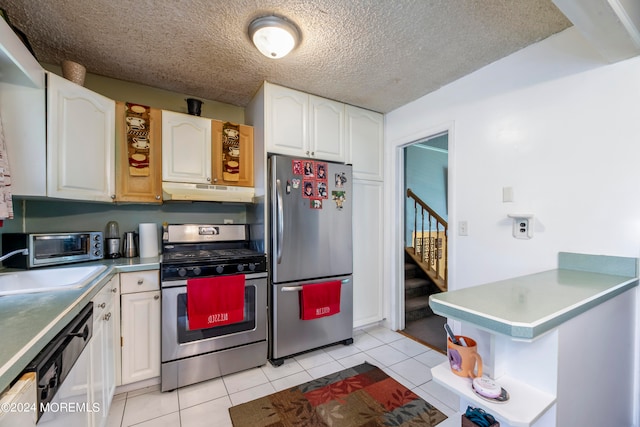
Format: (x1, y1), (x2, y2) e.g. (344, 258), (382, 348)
(0, 265), (107, 296)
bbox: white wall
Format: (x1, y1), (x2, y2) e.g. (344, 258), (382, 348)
(385, 25), (640, 425)
(386, 27), (640, 293)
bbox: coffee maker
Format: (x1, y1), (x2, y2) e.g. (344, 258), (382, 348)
(105, 221), (121, 258)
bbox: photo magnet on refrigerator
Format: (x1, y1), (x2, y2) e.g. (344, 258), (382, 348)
(332, 191), (346, 209)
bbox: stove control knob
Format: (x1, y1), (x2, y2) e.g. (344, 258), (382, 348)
(178, 268), (187, 277)
(216, 266), (224, 274)
(192, 267), (201, 276)
(248, 263), (256, 271)
(237, 264), (245, 272)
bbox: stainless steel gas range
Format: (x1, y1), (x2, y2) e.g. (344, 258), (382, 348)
(160, 224), (267, 392)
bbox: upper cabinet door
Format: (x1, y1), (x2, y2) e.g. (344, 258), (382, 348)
(47, 72), (116, 202)
(211, 120), (254, 187)
(345, 105), (384, 181)
(162, 110), (212, 184)
(115, 102), (163, 203)
(309, 95), (345, 162)
(265, 83), (308, 156)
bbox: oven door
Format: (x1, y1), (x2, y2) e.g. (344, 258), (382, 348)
(161, 273), (267, 362)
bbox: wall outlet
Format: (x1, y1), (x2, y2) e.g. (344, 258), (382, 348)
(508, 214), (534, 239)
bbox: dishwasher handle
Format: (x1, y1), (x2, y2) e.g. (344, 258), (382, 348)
(67, 324), (90, 341)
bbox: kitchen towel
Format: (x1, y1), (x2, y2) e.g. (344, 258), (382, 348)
(0, 112), (14, 221)
(138, 223), (158, 258)
(300, 280), (341, 320)
(187, 275), (245, 330)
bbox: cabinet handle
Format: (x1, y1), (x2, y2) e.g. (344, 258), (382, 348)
(213, 178), (218, 183)
(111, 194), (116, 200)
(154, 295), (160, 300)
(306, 150), (310, 156)
(112, 288), (117, 293)
(98, 302), (106, 309)
(311, 151), (315, 156)
(137, 279), (144, 285)
(104, 312), (111, 321)
(155, 195), (161, 200)
(206, 177), (211, 182)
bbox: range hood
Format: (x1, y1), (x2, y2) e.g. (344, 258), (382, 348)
(162, 182), (255, 203)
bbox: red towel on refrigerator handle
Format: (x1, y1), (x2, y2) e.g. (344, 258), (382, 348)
(300, 280), (341, 320)
(187, 275), (245, 330)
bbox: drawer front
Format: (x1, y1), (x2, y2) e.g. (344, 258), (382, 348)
(121, 270), (159, 294)
(92, 282), (112, 321)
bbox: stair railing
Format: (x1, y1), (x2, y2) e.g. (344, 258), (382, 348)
(406, 188), (448, 291)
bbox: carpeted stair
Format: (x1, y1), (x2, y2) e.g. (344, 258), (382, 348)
(404, 259), (435, 322)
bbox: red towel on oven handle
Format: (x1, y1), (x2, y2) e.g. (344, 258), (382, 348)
(300, 280), (341, 320)
(187, 275), (245, 330)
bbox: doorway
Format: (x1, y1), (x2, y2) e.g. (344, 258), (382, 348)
(400, 133), (448, 353)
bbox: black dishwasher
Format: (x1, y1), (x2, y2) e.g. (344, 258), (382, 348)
(22, 302), (93, 422)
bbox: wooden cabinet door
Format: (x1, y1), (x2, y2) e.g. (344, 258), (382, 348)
(115, 102), (162, 203)
(309, 95), (345, 162)
(212, 120), (254, 187)
(120, 290), (161, 384)
(345, 105), (384, 181)
(161, 110), (211, 184)
(47, 72), (115, 201)
(265, 83), (308, 156)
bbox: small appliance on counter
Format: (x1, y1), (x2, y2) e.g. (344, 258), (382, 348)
(105, 220), (121, 258)
(122, 231), (138, 258)
(1, 231), (103, 268)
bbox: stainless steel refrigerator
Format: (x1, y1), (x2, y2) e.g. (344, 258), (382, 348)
(268, 154), (353, 365)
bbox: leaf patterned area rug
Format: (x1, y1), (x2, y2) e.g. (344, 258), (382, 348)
(228, 362), (447, 426)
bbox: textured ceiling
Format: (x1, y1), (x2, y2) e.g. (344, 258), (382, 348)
(0, 0), (571, 113)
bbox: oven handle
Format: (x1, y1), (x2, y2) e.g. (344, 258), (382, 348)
(281, 279), (351, 292)
(276, 178), (284, 264)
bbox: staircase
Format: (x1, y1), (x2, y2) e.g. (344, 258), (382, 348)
(404, 254), (435, 322)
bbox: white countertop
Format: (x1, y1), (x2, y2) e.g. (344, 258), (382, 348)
(0, 257), (160, 393)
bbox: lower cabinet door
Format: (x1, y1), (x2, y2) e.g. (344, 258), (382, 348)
(121, 291), (161, 384)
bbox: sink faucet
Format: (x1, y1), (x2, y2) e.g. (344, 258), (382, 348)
(0, 248), (29, 262)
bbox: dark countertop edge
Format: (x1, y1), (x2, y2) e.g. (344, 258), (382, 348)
(0, 258), (160, 393)
(430, 275), (638, 340)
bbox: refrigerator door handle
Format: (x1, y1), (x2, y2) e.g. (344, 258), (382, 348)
(281, 279), (351, 292)
(276, 178), (284, 264)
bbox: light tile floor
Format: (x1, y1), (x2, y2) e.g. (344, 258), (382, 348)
(107, 326), (461, 427)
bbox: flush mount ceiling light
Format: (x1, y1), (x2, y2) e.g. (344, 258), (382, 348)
(248, 15), (300, 59)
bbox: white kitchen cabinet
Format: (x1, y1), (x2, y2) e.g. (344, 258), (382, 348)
(47, 72), (116, 202)
(309, 95), (345, 162)
(90, 277), (117, 427)
(0, 82), (46, 197)
(162, 110), (212, 184)
(352, 179), (384, 327)
(120, 271), (161, 385)
(1, 17), (46, 198)
(264, 83), (308, 156)
(345, 105), (384, 181)
(257, 82), (345, 161)
(0, 373), (37, 427)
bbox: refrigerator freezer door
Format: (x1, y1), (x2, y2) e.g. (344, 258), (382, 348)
(270, 155), (353, 284)
(271, 276), (353, 361)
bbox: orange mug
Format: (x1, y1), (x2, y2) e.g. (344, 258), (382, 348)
(447, 335), (483, 379)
